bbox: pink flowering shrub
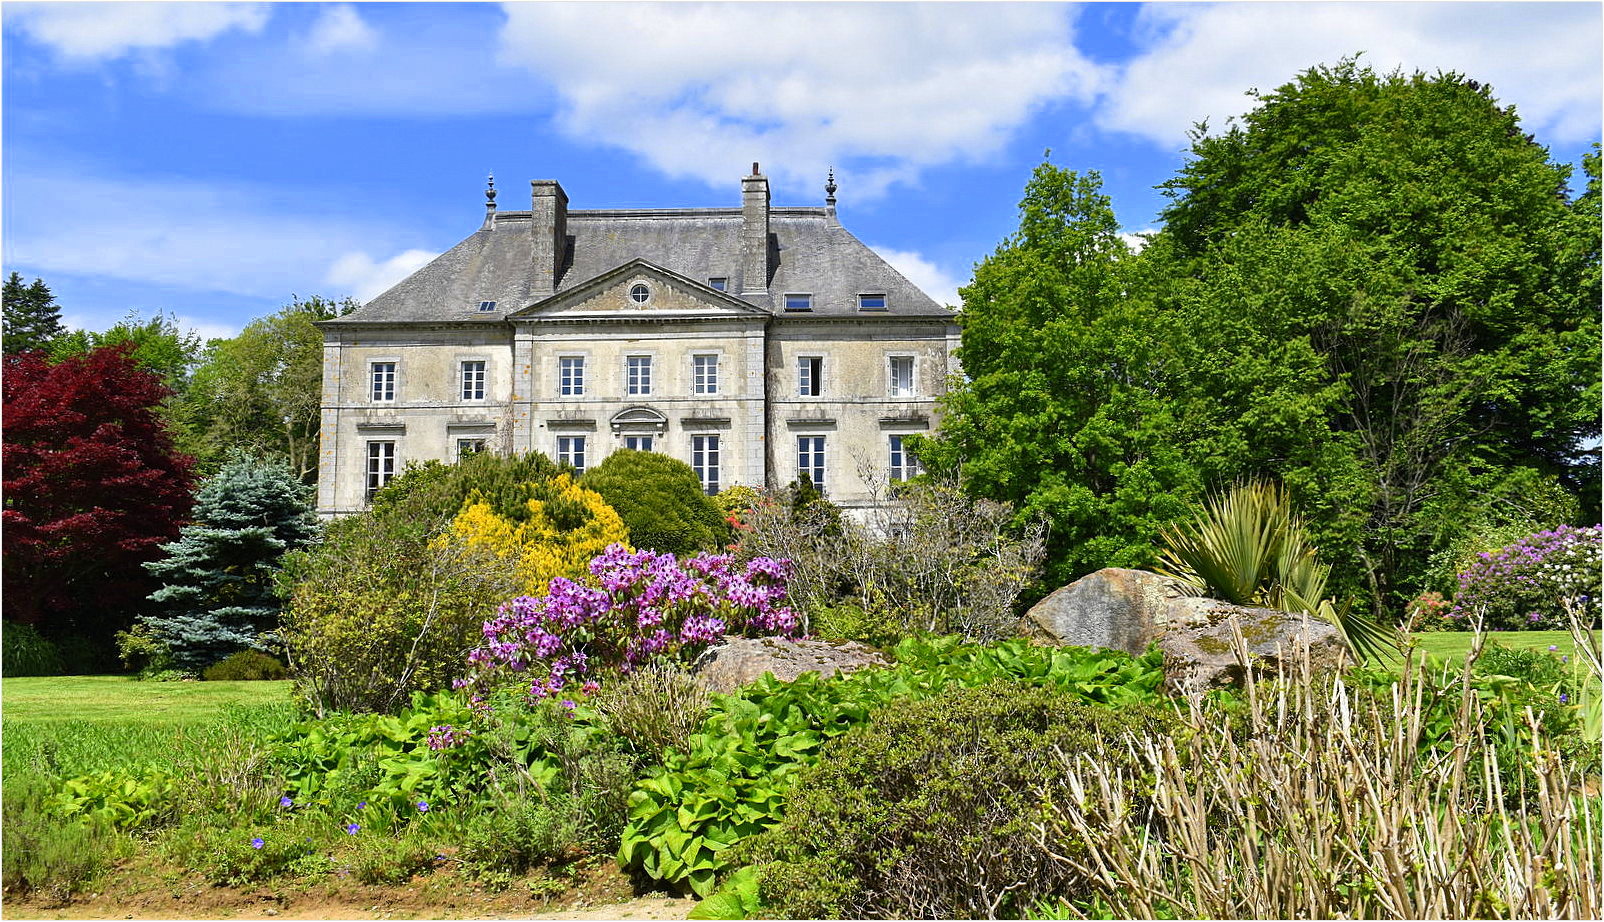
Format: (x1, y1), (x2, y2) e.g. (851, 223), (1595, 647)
(465, 544), (798, 697)
(1448, 525), (1601, 630)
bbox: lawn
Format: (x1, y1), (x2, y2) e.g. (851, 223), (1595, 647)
(1391, 630), (1599, 667)
(2, 676), (296, 782)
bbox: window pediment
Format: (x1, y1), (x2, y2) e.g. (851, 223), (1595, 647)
(610, 406), (669, 434)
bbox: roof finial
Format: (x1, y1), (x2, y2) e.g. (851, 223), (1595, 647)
(482, 172), (498, 229)
(825, 167), (837, 206)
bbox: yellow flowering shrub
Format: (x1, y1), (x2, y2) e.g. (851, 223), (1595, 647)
(435, 473), (630, 596)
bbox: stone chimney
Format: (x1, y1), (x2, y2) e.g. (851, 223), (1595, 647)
(740, 163), (770, 294)
(530, 179), (568, 297)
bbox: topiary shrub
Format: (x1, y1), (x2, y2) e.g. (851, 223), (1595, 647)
(202, 650), (288, 681)
(2, 621), (62, 676)
(739, 680), (1175, 919)
(581, 450), (728, 555)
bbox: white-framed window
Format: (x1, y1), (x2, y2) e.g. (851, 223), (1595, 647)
(370, 362), (396, 402)
(557, 436), (586, 474)
(692, 435), (720, 495)
(784, 293), (813, 312)
(461, 360), (486, 401)
(692, 354), (719, 395)
(888, 355), (915, 397)
(457, 438), (487, 460)
(798, 356), (823, 396)
(797, 436), (826, 494)
(630, 283), (651, 304)
(624, 435), (654, 452)
(858, 293), (888, 311)
(627, 355), (653, 395)
(708, 277), (728, 291)
(366, 441), (397, 500)
(889, 435), (921, 482)
(477, 300), (497, 312)
(559, 356), (585, 396)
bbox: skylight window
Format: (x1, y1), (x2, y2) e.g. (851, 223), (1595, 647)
(784, 293), (813, 312)
(709, 277), (728, 291)
(858, 294), (887, 311)
(477, 300), (497, 312)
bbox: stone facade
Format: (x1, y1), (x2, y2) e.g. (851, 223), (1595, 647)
(317, 167), (958, 517)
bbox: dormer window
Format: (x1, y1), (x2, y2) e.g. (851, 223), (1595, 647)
(709, 277), (728, 291)
(630, 283), (651, 304)
(477, 300), (497, 312)
(784, 293), (813, 312)
(858, 294), (887, 311)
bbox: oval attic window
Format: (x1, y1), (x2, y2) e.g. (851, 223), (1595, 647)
(630, 283), (651, 304)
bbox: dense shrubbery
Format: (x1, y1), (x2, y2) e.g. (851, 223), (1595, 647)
(3, 622), (62, 677)
(737, 479), (1045, 644)
(281, 452), (623, 715)
(742, 681), (1175, 919)
(203, 650), (289, 682)
(1448, 525), (1602, 629)
(618, 636), (1167, 896)
(582, 450), (729, 555)
(465, 546), (799, 699)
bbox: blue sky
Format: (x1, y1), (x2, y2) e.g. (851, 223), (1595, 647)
(3, 2), (1600, 341)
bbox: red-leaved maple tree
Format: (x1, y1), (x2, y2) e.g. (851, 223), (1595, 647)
(3, 345), (195, 646)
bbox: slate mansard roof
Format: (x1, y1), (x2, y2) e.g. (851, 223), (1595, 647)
(336, 187), (952, 325)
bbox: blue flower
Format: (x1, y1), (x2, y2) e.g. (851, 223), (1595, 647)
(416, 801), (429, 813)
(250, 837), (265, 849)
(356, 801), (367, 809)
(1560, 693), (1570, 704)
(279, 796), (293, 807)
(345, 823), (361, 835)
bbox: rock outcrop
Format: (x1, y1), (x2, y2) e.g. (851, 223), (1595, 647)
(1019, 567), (1190, 657)
(1156, 599), (1350, 695)
(691, 636), (888, 694)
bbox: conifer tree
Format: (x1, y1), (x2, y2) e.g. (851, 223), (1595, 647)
(2, 272), (65, 354)
(140, 453), (319, 669)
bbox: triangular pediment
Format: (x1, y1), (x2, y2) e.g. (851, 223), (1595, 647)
(507, 259), (767, 320)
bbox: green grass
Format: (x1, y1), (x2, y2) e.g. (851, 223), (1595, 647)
(1, 675), (292, 725)
(1375, 630), (1600, 674)
(2, 676), (298, 782)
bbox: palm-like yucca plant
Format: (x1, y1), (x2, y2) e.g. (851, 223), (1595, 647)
(1156, 479), (1397, 663)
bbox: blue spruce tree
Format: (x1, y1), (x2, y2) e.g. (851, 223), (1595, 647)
(141, 453), (319, 670)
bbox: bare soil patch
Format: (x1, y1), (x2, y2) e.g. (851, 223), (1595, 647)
(3, 858), (695, 921)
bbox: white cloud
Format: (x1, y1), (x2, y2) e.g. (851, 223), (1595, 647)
(326, 249), (439, 303)
(873, 246), (967, 309)
(306, 4), (376, 55)
(1118, 229), (1155, 253)
(496, 3), (1100, 197)
(2, 164), (430, 303)
(5, 2), (270, 61)
(1097, 2), (1602, 148)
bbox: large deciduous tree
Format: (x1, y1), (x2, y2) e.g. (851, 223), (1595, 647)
(1152, 60), (1600, 614)
(175, 296), (353, 482)
(2, 345), (196, 662)
(50, 310), (203, 394)
(2, 272), (64, 355)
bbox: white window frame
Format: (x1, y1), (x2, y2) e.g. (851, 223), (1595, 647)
(557, 435), (587, 474)
(370, 361), (397, 402)
(624, 435), (654, 452)
(460, 359), (487, 401)
(797, 355), (823, 397)
(783, 292), (813, 312)
(692, 435), (720, 495)
(858, 293), (888, 311)
(626, 354), (653, 396)
(692, 353), (720, 395)
(366, 440), (397, 500)
(888, 434), (921, 482)
(888, 355), (915, 398)
(558, 355), (586, 397)
(457, 438), (487, 460)
(708, 277), (728, 291)
(797, 435), (826, 495)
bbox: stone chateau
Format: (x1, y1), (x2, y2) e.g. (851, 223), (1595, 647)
(316, 165), (958, 518)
